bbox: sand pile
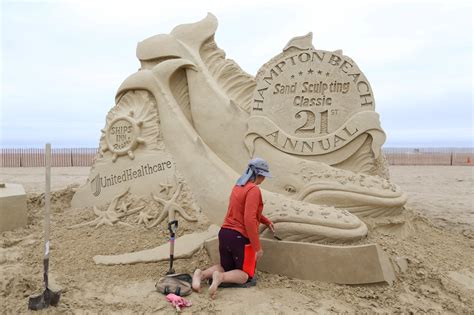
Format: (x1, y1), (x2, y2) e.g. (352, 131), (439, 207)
(1, 168), (473, 314)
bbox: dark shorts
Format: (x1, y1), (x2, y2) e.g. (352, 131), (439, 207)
(219, 228), (256, 277)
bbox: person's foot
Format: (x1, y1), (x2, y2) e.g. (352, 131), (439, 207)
(192, 269), (202, 293)
(208, 270), (223, 299)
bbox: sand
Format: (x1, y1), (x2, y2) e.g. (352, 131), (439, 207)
(1, 166), (473, 314)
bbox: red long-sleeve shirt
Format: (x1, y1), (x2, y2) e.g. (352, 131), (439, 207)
(221, 182), (271, 252)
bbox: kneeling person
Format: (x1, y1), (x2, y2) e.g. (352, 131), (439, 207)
(192, 158), (274, 299)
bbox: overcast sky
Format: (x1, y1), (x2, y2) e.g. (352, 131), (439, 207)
(1, 0), (472, 148)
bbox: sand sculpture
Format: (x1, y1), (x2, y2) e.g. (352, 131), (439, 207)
(72, 13), (408, 284)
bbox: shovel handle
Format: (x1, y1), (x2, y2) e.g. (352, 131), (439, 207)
(167, 220), (178, 274)
(43, 144), (51, 289)
(43, 258), (49, 288)
(44, 143), (51, 259)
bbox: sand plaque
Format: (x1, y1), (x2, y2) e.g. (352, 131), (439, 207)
(246, 33), (385, 166)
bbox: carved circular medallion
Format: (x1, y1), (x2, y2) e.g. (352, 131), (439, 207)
(253, 49), (375, 138)
(246, 37), (384, 158)
(106, 116), (139, 154)
(103, 111), (145, 162)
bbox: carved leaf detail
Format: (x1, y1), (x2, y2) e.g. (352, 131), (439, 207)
(199, 37), (256, 113)
(170, 69), (193, 126)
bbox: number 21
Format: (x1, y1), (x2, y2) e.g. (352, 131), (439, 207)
(295, 110), (328, 135)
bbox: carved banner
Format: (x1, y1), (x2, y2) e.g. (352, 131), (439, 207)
(245, 111), (385, 157)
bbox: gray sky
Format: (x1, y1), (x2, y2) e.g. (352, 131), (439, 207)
(1, 0), (472, 148)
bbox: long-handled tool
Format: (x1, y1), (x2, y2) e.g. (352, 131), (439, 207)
(28, 143), (61, 310)
(166, 220), (179, 275)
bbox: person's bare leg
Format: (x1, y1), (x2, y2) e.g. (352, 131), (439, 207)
(192, 265), (224, 293)
(208, 269), (249, 299)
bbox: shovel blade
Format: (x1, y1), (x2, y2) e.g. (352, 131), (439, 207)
(28, 288), (61, 310)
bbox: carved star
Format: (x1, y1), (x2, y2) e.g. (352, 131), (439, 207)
(136, 210), (153, 226)
(159, 181), (173, 196)
(117, 201), (131, 213)
(291, 74), (295, 79)
(70, 205), (133, 229)
(93, 206), (123, 227)
(298, 71), (303, 76)
(308, 69), (314, 74)
(149, 183), (197, 227)
(326, 72), (330, 76)
(69, 188), (144, 229)
(317, 70), (322, 75)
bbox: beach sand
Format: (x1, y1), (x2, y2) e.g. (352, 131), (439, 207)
(1, 166), (473, 314)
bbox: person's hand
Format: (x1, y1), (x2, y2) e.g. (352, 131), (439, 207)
(256, 249), (264, 261)
(267, 222), (275, 233)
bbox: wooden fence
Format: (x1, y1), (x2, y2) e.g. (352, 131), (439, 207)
(0, 147), (472, 167)
(0, 148), (98, 167)
(383, 148), (473, 166)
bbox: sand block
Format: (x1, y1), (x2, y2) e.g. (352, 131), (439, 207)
(205, 237), (395, 285)
(0, 183), (27, 232)
(93, 224), (219, 265)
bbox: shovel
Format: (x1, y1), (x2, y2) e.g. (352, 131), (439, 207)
(28, 143), (61, 310)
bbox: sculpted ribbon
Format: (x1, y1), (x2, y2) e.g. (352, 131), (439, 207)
(245, 111), (386, 157)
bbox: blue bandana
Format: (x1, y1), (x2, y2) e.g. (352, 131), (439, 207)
(236, 158), (272, 186)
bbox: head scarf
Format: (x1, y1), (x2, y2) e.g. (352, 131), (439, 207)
(236, 157), (272, 186)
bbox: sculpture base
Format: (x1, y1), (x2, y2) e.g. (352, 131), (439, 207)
(205, 237), (395, 285)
